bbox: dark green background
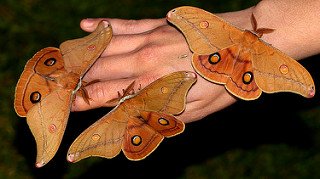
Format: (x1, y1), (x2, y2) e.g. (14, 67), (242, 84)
(1, 0), (319, 178)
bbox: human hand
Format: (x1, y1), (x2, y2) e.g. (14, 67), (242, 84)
(70, 17), (237, 123)
(71, 0), (319, 123)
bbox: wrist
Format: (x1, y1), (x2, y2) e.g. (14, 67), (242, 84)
(216, 0), (319, 60)
(252, 0), (319, 60)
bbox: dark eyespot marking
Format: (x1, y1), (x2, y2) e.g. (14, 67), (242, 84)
(44, 58), (56, 66)
(242, 71), (253, 84)
(208, 52), (221, 64)
(30, 91), (41, 103)
(131, 135), (142, 146)
(158, 118), (169, 126)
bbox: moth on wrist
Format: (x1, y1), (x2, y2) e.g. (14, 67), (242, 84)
(167, 6), (315, 100)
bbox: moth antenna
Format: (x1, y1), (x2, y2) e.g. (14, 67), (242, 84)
(105, 81), (136, 104)
(251, 13), (258, 32)
(250, 13), (275, 38)
(256, 28), (275, 38)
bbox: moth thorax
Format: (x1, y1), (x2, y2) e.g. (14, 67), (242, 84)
(54, 72), (80, 91)
(243, 30), (259, 44)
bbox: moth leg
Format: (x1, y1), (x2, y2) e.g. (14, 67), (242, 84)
(78, 87), (91, 105)
(106, 81), (136, 105)
(82, 79), (101, 87)
(75, 79), (101, 105)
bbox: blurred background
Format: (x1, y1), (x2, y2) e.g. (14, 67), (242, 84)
(1, 0), (319, 178)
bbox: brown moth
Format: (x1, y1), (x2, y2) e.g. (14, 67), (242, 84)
(67, 71), (196, 163)
(14, 21), (112, 167)
(167, 6), (315, 100)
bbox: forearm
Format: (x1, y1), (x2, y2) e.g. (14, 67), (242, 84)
(218, 0), (320, 60)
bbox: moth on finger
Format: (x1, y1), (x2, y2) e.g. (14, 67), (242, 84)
(14, 21), (113, 167)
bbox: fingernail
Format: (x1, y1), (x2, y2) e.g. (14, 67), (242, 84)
(102, 20), (109, 27)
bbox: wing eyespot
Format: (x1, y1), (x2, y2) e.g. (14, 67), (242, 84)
(279, 64), (289, 74)
(48, 124), (57, 133)
(199, 20), (209, 29)
(87, 44), (96, 51)
(92, 134), (101, 141)
(158, 118), (169, 126)
(131, 135), (142, 146)
(44, 58), (56, 66)
(242, 71), (253, 84)
(30, 91), (41, 103)
(208, 52), (221, 64)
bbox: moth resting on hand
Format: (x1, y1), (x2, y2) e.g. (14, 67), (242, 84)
(14, 21), (112, 167)
(67, 71), (197, 162)
(167, 6), (315, 100)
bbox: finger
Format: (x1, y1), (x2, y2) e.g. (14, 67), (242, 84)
(100, 33), (147, 57)
(80, 18), (167, 35)
(72, 75), (159, 111)
(83, 53), (140, 82)
(84, 43), (191, 82)
(85, 38), (193, 82)
(72, 78), (134, 111)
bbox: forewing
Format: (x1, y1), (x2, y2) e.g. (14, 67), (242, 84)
(60, 21), (113, 76)
(166, 6), (242, 54)
(67, 107), (128, 163)
(126, 71), (197, 115)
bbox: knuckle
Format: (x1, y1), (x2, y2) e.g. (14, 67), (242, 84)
(134, 43), (160, 64)
(144, 25), (174, 42)
(86, 82), (108, 102)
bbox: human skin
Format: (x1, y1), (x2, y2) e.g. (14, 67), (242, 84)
(71, 0), (320, 123)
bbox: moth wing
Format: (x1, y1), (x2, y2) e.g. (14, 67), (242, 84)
(193, 46), (262, 100)
(166, 6), (242, 54)
(26, 89), (72, 167)
(126, 71), (197, 115)
(122, 115), (164, 161)
(67, 107), (128, 163)
(60, 21), (113, 76)
(252, 42), (315, 98)
(14, 47), (64, 116)
(140, 111), (185, 137)
(122, 111), (185, 160)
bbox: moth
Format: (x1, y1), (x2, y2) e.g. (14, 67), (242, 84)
(167, 6), (315, 100)
(14, 21), (112, 167)
(67, 71), (197, 162)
